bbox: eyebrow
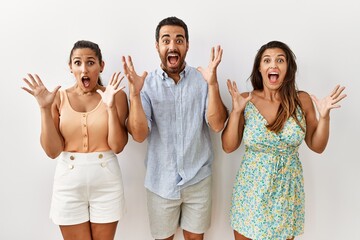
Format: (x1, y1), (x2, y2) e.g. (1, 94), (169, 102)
(72, 56), (96, 60)
(262, 54), (286, 58)
(161, 34), (185, 39)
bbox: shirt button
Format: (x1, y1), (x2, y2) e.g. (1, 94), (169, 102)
(68, 164), (74, 169)
(98, 154), (103, 159)
(101, 162), (106, 168)
(70, 156), (75, 160)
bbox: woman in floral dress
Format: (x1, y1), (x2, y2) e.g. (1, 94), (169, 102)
(221, 41), (346, 240)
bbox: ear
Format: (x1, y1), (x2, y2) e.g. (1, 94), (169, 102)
(155, 41), (159, 51)
(100, 61), (105, 72)
(69, 64), (73, 73)
(186, 41), (189, 51)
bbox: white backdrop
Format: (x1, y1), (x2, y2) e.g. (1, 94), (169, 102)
(1, 0), (359, 239)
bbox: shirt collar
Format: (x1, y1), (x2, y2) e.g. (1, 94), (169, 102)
(158, 62), (189, 80)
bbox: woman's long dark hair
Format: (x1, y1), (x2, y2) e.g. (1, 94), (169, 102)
(249, 41), (304, 133)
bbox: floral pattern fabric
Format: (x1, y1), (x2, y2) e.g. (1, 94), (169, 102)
(230, 101), (306, 240)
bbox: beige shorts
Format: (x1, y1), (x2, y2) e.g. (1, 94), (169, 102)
(146, 176), (212, 239)
(50, 151), (125, 225)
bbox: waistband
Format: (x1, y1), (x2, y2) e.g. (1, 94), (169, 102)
(59, 151), (116, 165)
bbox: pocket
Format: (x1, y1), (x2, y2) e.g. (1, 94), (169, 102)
(53, 160), (73, 181)
(102, 159), (122, 178)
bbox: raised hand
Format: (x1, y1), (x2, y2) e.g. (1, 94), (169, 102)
(310, 85), (347, 118)
(227, 79), (252, 113)
(197, 45), (223, 85)
(22, 73), (61, 109)
(122, 56), (148, 97)
(97, 72), (125, 108)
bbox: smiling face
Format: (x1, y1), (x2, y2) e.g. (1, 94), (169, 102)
(69, 48), (104, 93)
(258, 48), (288, 91)
(156, 25), (189, 77)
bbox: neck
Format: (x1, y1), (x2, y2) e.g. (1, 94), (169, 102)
(74, 84), (99, 96)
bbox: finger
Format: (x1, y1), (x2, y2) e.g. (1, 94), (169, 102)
(22, 78), (35, 90)
(34, 74), (44, 87)
(210, 47), (215, 62)
(127, 55), (135, 72)
(246, 92), (253, 101)
(114, 75), (124, 89)
(332, 93), (347, 104)
(197, 66), (204, 74)
(140, 71), (148, 80)
(310, 94), (319, 104)
(331, 86), (346, 99)
(109, 72), (116, 85)
(233, 81), (239, 92)
(114, 84), (126, 94)
(96, 89), (104, 97)
(215, 45), (223, 62)
(329, 85), (340, 97)
(27, 73), (39, 87)
(226, 79), (233, 95)
(52, 86), (61, 94)
(21, 87), (34, 96)
(122, 56), (130, 76)
(114, 72), (121, 85)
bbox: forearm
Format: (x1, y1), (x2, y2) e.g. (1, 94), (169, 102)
(128, 95), (149, 142)
(222, 110), (244, 153)
(40, 108), (63, 159)
(207, 83), (228, 132)
(107, 107), (128, 154)
(310, 116), (330, 153)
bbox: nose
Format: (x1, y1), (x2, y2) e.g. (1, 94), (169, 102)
(270, 61), (278, 69)
(81, 64), (88, 73)
(168, 40), (177, 51)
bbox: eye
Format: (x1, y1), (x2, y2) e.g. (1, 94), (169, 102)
(74, 60), (81, 66)
(263, 58), (270, 63)
(277, 58), (285, 63)
(162, 39), (170, 44)
(87, 61), (95, 66)
(176, 39), (183, 44)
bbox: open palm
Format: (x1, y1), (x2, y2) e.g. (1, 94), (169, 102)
(97, 72), (125, 108)
(122, 56), (148, 97)
(311, 85), (347, 118)
(197, 45), (223, 85)
(227, 79), (252, 113)
(22, 74), (61, 109)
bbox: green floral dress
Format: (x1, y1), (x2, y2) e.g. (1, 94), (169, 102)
(230, 101), (306, 240)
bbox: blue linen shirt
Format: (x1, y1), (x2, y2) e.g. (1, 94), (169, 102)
(140, 64), (213, 200)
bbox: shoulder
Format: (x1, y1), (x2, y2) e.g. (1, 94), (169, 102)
(298, 90), (312, 105)
(297, 90), (314, 114)
(115, 89), (128, 103)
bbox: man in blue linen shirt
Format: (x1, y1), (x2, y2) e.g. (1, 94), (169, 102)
(123, 16), (228, 240)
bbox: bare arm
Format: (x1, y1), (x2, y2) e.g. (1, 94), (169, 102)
(221, 80), (252, 153)
(22, 74), (64, 158)
(122, 56), (149, 142)
(197, 46), (228, 132)
(301, 85), (347, 153)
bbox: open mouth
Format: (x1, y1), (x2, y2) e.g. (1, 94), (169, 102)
(167, 53), (179, 66)
(268, 72), (279, 83)
(82, 76), (91, 87)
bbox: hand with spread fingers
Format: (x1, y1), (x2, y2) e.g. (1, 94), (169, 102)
(122, 56), (148, 97)
(197, 45), (223, 86)
(97, 72), (125, 108)
(21, 73), (61, 109)
(311, 85), (347, 118)
(226, 79), (252, 114)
